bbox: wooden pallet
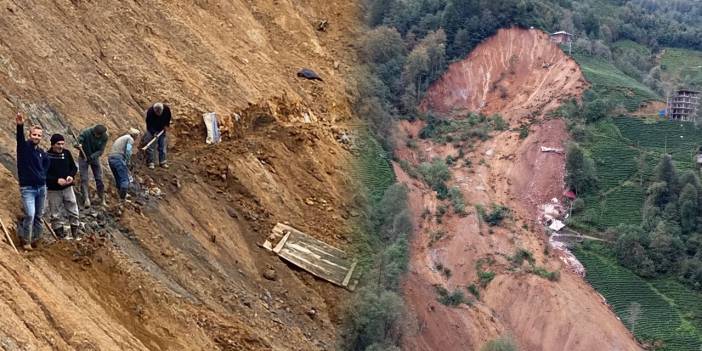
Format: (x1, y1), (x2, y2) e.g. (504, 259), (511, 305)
(264, 223), (358, 290)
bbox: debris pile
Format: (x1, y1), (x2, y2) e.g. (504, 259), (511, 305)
(538, 197), (585, 277)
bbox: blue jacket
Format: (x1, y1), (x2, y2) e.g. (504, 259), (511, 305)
(16, 124), (49, 187)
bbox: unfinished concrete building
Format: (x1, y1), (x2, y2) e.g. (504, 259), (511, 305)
(668, 89), (700, 121)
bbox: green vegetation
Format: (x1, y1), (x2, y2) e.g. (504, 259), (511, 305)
(575, 246), (702, 350)
(467, 283), (480, 299)
(354, 134), (396, 204)
(356, 0), (702, 349)
(480, 204), (510, 226)
(417, 158), (451, 199)
(480, 336), (518, 351)
(574, 54), (660, 111)
(448, 186), (467, 216)
(510, 248), (535, 266)
(418, 113), (495, 144)
(660, 48), (702, 90)
(532, 266), (560, 282)
(565, 142), (597, 195)
(573, 117), (702, 230)
(435, 285), (468, 307)
(344, 133), (412, 351)
(478, 270), (495, 288)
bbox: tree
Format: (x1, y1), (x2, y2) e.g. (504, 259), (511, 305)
(648, 221), (684, 274)
(344, 288), (405, 350)
(360, 26), (406, 66)
(615, 225), (655, 277)
(654, 154), (679, 198)
(679, 184), (698, 234)
(565, 143), (597, 195)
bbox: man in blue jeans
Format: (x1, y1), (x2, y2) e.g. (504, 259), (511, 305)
(108, 128), (140, 206)
(15, 112), (50, 250)
(144, 102), (171, 169)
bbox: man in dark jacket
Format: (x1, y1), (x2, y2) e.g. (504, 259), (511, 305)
(144, 102), (171, 169)
(76, 124), (108, 208)
(46, 134), (80, 240)
(15, 112), (49, 250)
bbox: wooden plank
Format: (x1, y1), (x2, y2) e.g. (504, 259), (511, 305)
(342, 260), (358, 287)
(269, 223), (355, 289)
(273, 232), (290, 254)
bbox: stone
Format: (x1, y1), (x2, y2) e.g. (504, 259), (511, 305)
(263, 268), (277, 281)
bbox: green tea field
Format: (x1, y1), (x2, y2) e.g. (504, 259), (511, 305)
(574, 117), (702, 230)
(576, 247), (702, 350)
(574, 54), (661, 111)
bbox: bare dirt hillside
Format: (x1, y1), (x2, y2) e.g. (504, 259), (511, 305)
(0, 1), (362, 350)
(399, 28), (642, 351)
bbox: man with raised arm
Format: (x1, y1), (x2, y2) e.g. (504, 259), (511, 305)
(15, 112), (49, 250)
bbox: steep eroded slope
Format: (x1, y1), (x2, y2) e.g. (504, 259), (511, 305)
(399, 28), (640, 351)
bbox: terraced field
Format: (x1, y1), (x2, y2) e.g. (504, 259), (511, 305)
(614, 117), (702, 172)
(574, 54), (660, 111)
(660, 47), (702, 89)
(354, 132), (396, 204)
(576, 248), (702, 350)
(575, 117), (702, 230)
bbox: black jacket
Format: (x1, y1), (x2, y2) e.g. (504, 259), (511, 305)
(146, 105), (172, 134)
(16, 124), (49, 187)
(46, 149), (78, 191)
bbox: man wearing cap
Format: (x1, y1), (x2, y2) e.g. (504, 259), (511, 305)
(108, 128), (140, 204)
(46, 133), (80, 240)
(14, 112), (49, 250)
(76, 124), (108, 208)
(144, 102), (171, 169)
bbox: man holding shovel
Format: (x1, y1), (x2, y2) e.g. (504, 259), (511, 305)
(76, 124), (108, 208)
(15, 112), (50, 250)
(144, 102), (171, 169)
(108, 128), (140, 206)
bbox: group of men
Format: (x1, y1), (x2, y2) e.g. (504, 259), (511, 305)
(15, 102), (172, 250)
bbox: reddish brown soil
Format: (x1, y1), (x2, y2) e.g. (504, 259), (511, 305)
(399, 28), (642, 351)
(0, 1), (362, 349)
(421, 28), (587, 124)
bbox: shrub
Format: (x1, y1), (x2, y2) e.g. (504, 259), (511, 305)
(448, 186), (467, 216)
(434, 285), (467, 306)
(533, 266), (561, 281)
(518, 125), (529, 139)
(418, 158), (451, 197)
(478, 270), (496, 287)
(483, 204), (510, 226)
(491, 114), (508, 131)
(511, 248), (535, 266)
(481, 336), (518, 351)
(467, 283), (480, 299)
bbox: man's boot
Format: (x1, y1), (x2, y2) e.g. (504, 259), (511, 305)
(98, 190), (107, 207)
(70, 224), (81, 241)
